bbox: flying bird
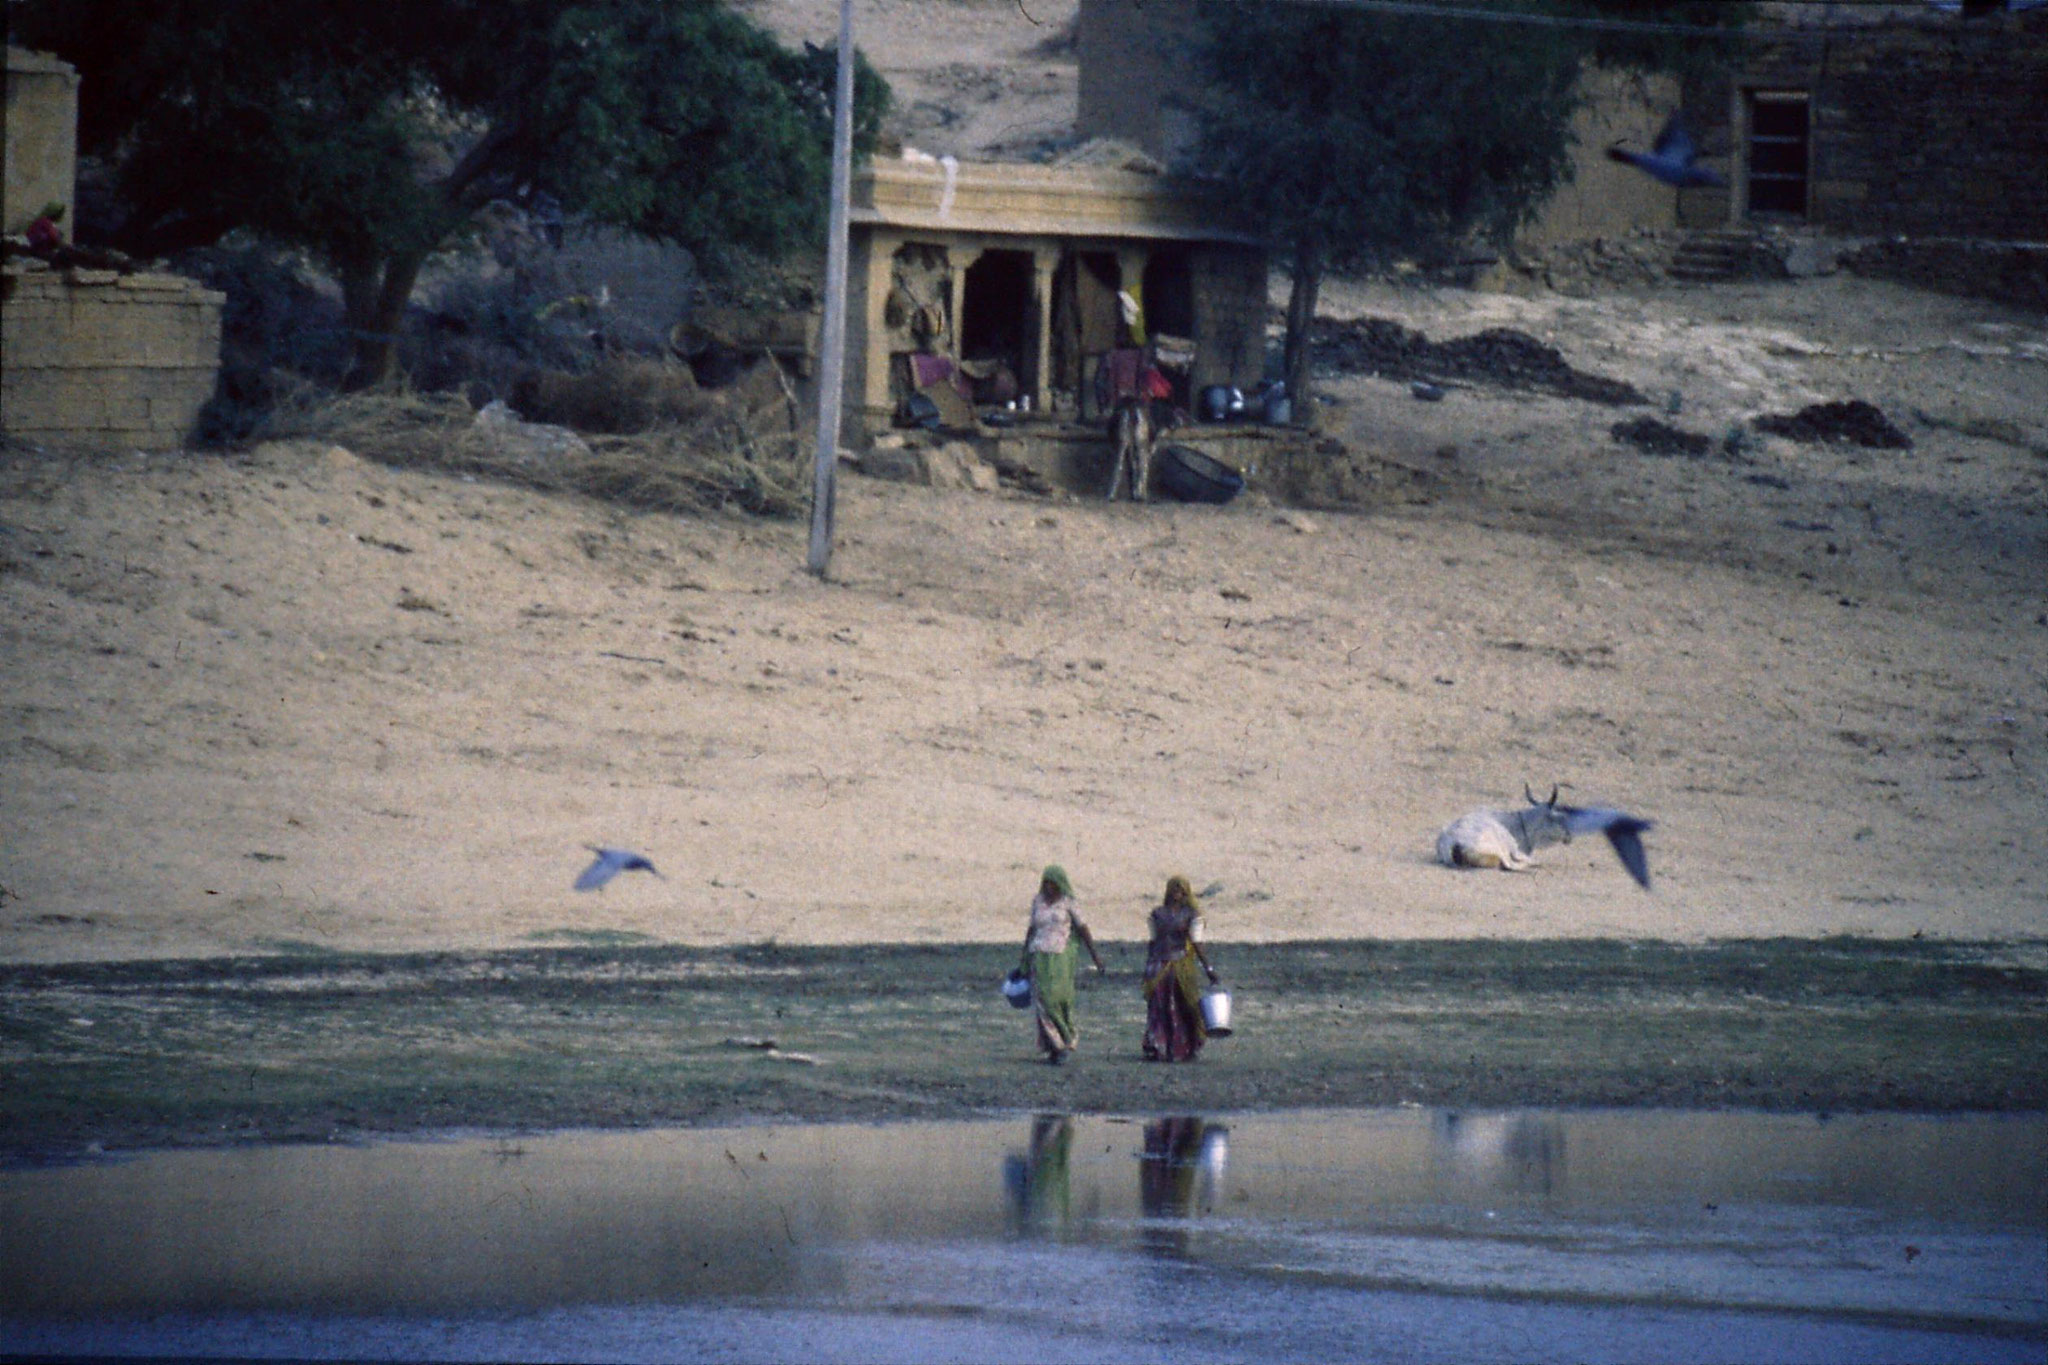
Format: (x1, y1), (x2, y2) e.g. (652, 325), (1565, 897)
(574, 845), (663, 892)
(1437, 785), (1655, 890)
(1606, 114), (1725, 189)
(1557, 803), (1655, 890)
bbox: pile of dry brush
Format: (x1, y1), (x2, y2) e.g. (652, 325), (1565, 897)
(267, 354), (813, 518)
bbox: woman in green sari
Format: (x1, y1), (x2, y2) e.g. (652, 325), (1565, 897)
(1018, 865), (1105, 1064)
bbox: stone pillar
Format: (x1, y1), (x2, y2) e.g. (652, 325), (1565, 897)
(853, 229), (900, 424)
(1031, 247), (1058, 412)
(948, 244), (984, 366)
(4, 47), (79, 236)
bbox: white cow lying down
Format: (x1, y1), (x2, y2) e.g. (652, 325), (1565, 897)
(1437, 785), (1655, 890)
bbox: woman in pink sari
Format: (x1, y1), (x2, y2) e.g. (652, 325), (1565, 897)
(1142, 875), (1218, 1062)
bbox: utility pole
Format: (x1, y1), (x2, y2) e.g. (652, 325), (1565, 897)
(807, 0), (855, 577)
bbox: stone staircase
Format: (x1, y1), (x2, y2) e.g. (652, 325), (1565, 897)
(1668, 230), (1753, 283)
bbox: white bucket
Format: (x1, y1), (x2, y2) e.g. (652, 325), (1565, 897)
(1001, 970), (1033, 1008)
(1200, 990), (1233, 1036)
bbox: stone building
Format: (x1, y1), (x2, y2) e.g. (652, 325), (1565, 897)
(1074, 0), (1721, 254)
(845, 149), (1267, 443)
(1704, 7), (2048, 240)
(1078, 0), (2046, 276)
(3, 45), (224, 448)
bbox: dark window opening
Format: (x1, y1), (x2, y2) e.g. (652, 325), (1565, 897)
(1748, 91), (1810, 218)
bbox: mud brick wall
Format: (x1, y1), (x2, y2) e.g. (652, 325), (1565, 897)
(1739, 12), (2048, 241)
(2, 267), (225, 446)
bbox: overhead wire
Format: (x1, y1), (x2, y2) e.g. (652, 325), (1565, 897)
(1261, 0), (2010, 38)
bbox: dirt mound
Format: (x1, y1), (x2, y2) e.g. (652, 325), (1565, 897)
(1753, 400), (1913, 449)
(1311, 316), (1647, 406)
(1610, 417), (1714, 457)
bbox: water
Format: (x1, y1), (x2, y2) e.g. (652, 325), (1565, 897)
(3, 1109), (2043, 1363)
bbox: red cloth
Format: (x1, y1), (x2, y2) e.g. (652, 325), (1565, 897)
(1102, 348), (1144, 401)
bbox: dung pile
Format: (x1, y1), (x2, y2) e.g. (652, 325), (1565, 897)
(1753, 400), (1913, 450)
(1610, 417), (1714, 457)
(1311, 317), (1646, 406)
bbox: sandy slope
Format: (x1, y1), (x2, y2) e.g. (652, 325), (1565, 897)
(3, 270), (2044, 963)
(3, 0), (2045, 962)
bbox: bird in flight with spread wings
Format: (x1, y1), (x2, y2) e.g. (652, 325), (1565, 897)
(574, 846), (663, 892)
(1607, 114), (1724, 190)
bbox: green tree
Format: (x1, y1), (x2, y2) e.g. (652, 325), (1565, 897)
(1185, 0), (1740, 403)
(13, 0), (889, 388)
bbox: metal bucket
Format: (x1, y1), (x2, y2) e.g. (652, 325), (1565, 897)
(1002, 969), (1033, 1009)
(1199, 990), (1233, 1036)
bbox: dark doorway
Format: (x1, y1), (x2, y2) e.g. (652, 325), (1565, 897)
(1747, 91), (1810, 218)
(960, 250), (1037, 394)
(1141, 247), (1197, 410)
(1051, 250), (1123, 407)
(1141, 247), (1195, 341)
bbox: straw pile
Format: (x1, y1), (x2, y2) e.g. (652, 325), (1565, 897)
(270, 381), (811, 518)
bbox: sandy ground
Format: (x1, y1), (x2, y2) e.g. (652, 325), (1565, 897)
(3, 0), (2045, 964)
(4, 267), (2043, 963)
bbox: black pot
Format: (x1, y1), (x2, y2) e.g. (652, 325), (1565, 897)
(1156, 444), (1245, 504)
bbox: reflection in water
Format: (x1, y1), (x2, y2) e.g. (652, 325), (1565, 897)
(3, 1109), (2043, 1363)
(1139, 1116), (1228, 1259)
(1434, 1109), (1566, 1196)
(1004, 1114), (1074, 1235)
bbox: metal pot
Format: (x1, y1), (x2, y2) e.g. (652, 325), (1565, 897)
(1197, 384), (1235, 423)
(1002, 969), (1033, 1009)
(1199, 989), (1233, 1036)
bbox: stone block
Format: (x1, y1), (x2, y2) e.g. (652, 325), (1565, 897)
(1, 268), (222, 445)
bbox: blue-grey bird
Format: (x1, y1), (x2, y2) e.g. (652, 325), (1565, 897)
(1606, 115), (1724, 189)
(1557, 803), (1656, 890)
(574, 845), (663, 892)
(1437, 785), (1654, 890)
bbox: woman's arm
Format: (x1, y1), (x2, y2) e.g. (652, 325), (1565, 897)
(1072, 914), (1106, 972)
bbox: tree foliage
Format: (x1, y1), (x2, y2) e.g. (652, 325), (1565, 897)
(12, 0), (889, 387)
(1184, 0), (1745, 401)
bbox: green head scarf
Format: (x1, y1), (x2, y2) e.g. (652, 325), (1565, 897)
(1041, 865), (1074, 899)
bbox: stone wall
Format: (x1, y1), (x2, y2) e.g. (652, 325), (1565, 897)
(1842, 239), (2048, 314)
(1188, 244), (1269, 388)
(1725, 11), (2048, 240)
(3, 47), (78, 237)
(2, 266), (226, 446)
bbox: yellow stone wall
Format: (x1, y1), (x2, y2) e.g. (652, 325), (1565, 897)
(2, 268), (226, 446)
(4, 47), (78, 237)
